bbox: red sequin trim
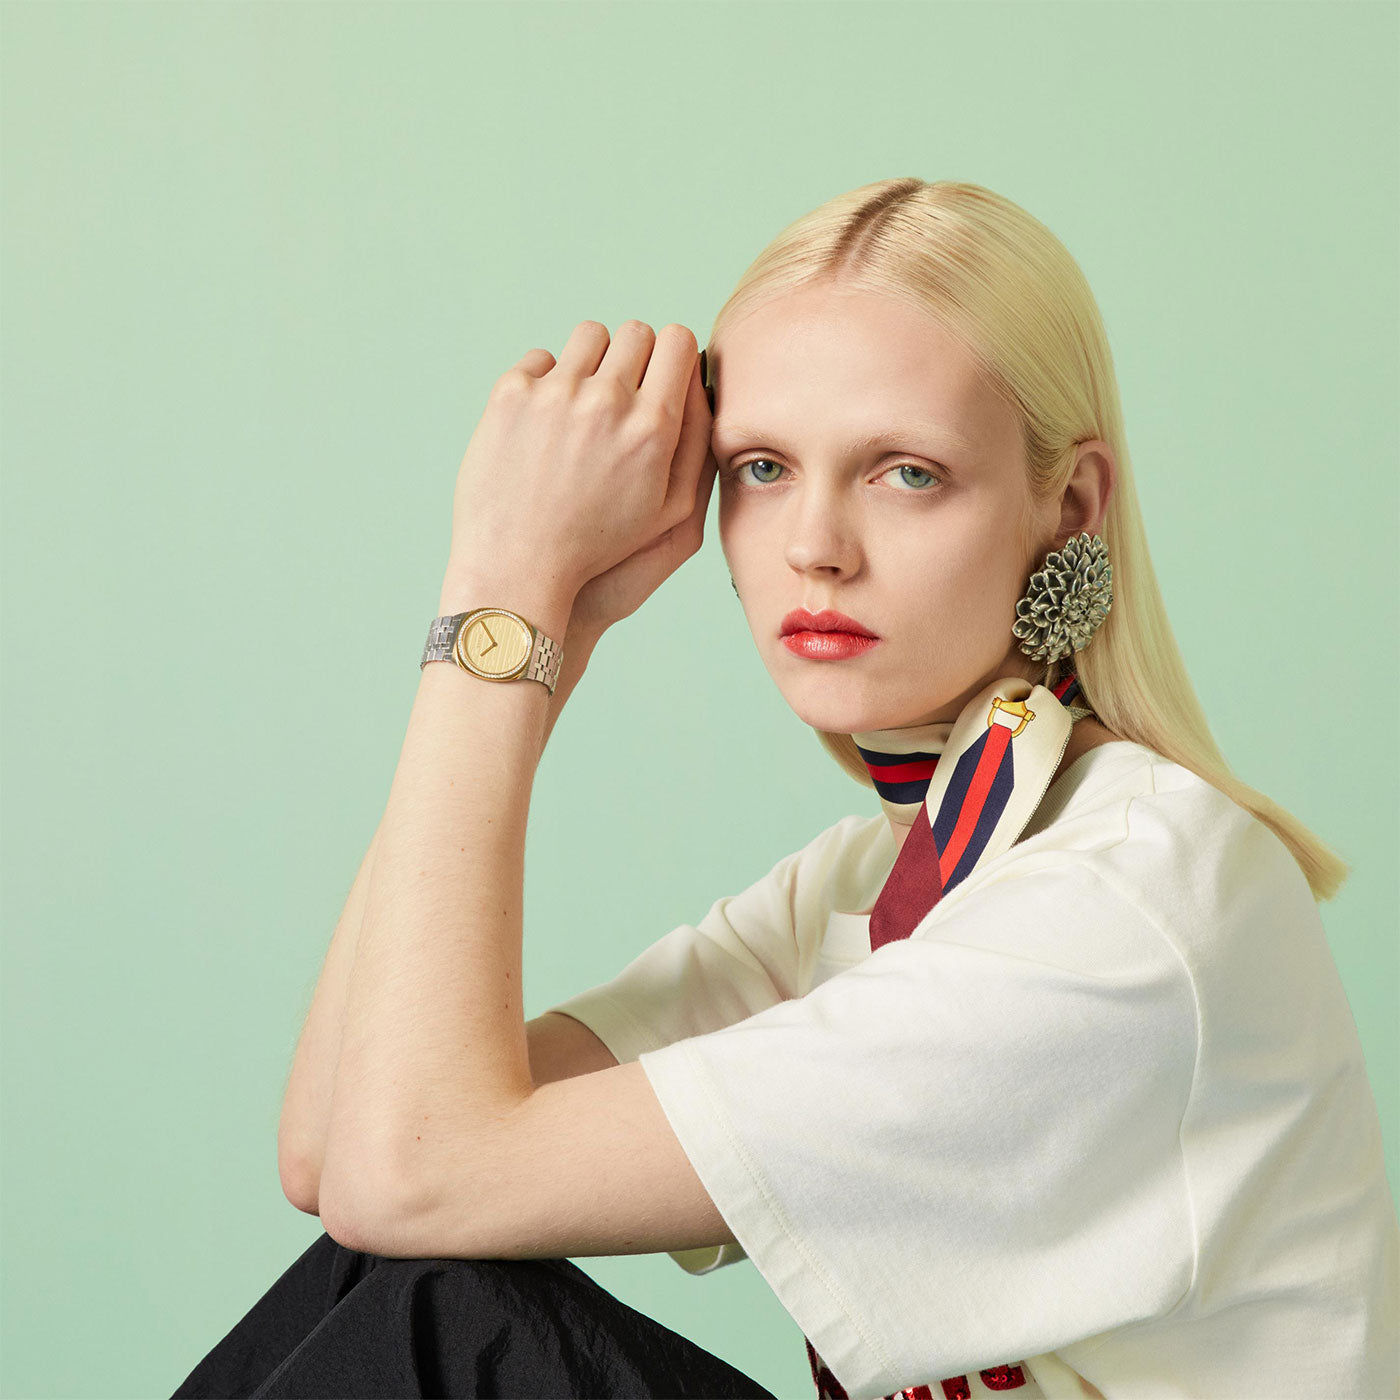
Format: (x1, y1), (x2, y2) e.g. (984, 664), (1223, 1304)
(981, 1364), (1028, 1390)
(806, 1334), (1027, 1398)
(806, 1337), (850, 1400)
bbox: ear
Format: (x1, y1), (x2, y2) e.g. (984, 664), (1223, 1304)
(1052, 441), (1117, 543)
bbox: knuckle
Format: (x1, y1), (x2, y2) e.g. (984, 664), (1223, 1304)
(583, 376), (628, 413)
(666, 502), (701, 549)
(636, 400), (675, 436)
(493, 368), (532, 397)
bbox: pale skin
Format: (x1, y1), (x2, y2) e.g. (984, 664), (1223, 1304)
(713, 284), (1123, 857)
(311, 289), (1122, 1263)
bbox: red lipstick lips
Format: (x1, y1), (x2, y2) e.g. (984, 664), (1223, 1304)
(780, 608), (878, 638)
(779, 608), (881, 661)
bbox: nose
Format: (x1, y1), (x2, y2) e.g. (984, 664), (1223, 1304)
(782, 485), (862, 581)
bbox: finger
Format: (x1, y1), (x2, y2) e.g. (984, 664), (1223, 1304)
(664, 450), (718, 567)
(511, 347), (557, 379)
(659, 443), (717, 538)
(660, 350), (714, 526)
(694, 449), (719, 530)
(597, 319), (658, 390)
(639, 324), (700, 418)
(638, 454), (716, 581)
(553, 320), (612, 378)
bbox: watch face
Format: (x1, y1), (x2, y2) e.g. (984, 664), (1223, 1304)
(456, 610), (532, 679)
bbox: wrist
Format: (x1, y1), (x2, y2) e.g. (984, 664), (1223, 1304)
(437, 566), (576, 646)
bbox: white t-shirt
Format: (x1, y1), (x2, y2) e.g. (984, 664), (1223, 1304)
(544, 741), (1400, 1400)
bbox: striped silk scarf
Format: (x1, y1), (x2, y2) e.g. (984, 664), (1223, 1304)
(802, 669), (1095, 1400)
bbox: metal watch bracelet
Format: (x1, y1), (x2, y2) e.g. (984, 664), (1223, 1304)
(420, 609), (563, 696)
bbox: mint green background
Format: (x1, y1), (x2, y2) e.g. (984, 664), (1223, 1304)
(2, 3), (1395, 1397)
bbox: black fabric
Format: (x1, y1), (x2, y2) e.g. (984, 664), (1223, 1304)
(169, 1229), (776, 1399)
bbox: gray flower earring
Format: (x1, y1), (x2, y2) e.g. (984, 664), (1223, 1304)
(1011, 530), (1113, 665)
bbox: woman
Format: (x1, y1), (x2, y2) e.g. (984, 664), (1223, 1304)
(173, 179), (1398, 1399)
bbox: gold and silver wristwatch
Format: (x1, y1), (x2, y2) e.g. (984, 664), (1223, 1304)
(419, 608), (564, 696)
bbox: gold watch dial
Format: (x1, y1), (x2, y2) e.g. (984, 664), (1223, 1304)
(456, 610), (532, 679)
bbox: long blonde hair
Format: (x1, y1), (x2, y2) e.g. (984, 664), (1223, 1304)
(704, 178), (1349, 902)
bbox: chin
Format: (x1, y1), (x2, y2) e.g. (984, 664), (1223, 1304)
(780, 692), (889, 736)
(773, 654), (903, 723)
(780, 676), (958, 735)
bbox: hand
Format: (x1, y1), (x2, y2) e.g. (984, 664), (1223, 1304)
(567, 442), (718, 641)
(447, 322), (716, 623)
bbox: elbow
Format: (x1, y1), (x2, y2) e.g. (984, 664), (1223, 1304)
(278, 1144), (322, 1217)
(318, 1147), (438, 1258)
(317, 1189), (389, 1255)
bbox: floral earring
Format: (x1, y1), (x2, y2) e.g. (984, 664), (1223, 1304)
(1011, 531), (1113, 665)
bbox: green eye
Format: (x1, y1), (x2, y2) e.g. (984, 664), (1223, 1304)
(740, 458), (784, 484)
(893, 465), (937, 489)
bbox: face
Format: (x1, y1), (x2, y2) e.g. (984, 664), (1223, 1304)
(711, 282), (1055, 733)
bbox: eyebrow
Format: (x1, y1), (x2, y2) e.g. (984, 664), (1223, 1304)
(709, 421), (978, 457)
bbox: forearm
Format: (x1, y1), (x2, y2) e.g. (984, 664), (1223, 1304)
(279, 617), (597, 1209)
(319, 564), (580, 1222)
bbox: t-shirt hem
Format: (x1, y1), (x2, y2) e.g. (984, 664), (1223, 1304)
(639, 1034), (904, 1400)
(541, 990), (672, 1065)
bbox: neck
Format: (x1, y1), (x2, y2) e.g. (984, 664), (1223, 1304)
(849, 719), (952, 830)
(851, 669), (1095, 842)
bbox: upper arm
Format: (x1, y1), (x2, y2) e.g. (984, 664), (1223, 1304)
(305, 1015), (619, 1229)
(326, 1055), (737, 1264)
(526, 1010), (619, 1084)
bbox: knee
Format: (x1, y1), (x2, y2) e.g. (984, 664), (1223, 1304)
(356, 1251), (585, 1298)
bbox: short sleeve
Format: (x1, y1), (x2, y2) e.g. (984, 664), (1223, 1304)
(540, 816), (874, 1275)
(633, 860), (1200, 1397)
(540, 816), (870, 1063)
